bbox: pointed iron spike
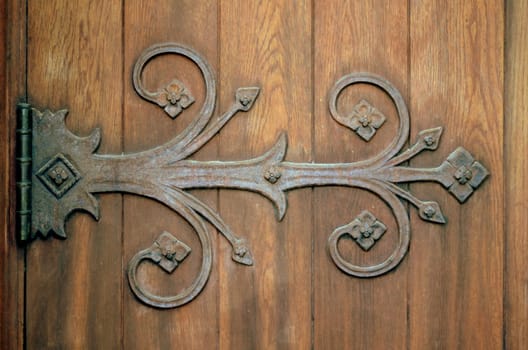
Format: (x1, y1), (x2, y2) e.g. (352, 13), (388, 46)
(275, 193), (288, 221)
(54, 225), (68, 239)
(54, 109), (69, 123)
(84, 193), (101, 221)
(88, 127), (102, 153)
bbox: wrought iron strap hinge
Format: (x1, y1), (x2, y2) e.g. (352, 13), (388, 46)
(15, 43), (489, 309)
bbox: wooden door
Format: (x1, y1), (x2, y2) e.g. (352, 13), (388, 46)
(1, 0), (527, 349)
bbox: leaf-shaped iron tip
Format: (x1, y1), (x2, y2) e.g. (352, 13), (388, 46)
(232, 241), (254, 266)
(236, 87), (260, 111)
(418, 201), (446, 224)
(417, 127), (443, 150)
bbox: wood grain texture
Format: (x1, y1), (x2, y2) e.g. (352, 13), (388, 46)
(122, 1), (219, 349)
(408, 0), (504, 349)
(505, 0), (528, 348)
(219, 1), (312, 348)
(1, 1), (25, 349)
(313, 1), (409, 349)
(25, 1), (123, 348)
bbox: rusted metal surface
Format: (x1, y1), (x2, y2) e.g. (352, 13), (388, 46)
(21, 43), (489, 308)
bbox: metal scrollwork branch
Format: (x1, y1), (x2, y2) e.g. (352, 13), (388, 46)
(18, 43), (489, 309)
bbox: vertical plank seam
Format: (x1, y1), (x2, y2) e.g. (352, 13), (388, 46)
(120, 0), (125, 349)
(1, 2), (6, 347)
(502, 1), (508, 348)
(310, 0), (315, 348)
(406, 0), (411, 349)
(216, 0), (221, 348)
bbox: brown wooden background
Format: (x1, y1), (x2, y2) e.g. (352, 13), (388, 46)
(1, 0), (526, 349)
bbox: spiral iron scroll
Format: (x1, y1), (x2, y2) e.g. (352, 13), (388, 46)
(26, 43), (489, 309)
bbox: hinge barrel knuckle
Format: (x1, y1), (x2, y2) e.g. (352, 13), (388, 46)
(16, 103), (32, 242)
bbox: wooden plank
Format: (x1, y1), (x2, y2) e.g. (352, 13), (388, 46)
(122, 1), (219, 349)
(313, 1), (409, 349)
(505, 0), (528, 348)
(25, 1), (123, 348)
(408, 1), (504, 348)
(0, 1), (25, 349)
(218, 1), (312, 348)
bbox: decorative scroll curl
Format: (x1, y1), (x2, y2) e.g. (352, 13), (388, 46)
(30, 43), (260, 308)
(26, 43), (489, 308)
(324, 73), (488, 277)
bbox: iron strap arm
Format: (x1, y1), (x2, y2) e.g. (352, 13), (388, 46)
(16, 43), (489, 309)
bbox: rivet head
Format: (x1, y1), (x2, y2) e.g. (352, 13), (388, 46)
(424, 205), (436, 218)
(455, 165), (473, 184)
(240, 96), (251, 106)
(264, 167), (282, 184)
(424, 135), (435, 146)
(359, 116), (370, 127)
(235, 246), (247, 257)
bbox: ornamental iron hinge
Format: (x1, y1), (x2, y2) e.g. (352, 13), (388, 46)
(16, 43), (489, 309)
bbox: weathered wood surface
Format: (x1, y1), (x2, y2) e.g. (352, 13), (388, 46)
(409, 1), (504, 349)
(1, 1), (26, 349)
(505, 0), (528, 348)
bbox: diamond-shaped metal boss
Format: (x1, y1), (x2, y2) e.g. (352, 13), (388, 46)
(155, 231), (192, 273)
(346, 99), (387, 142)
(36, 153), (82, 198)
(443, 147), (489, 203)
(346, 210), (387, 251)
